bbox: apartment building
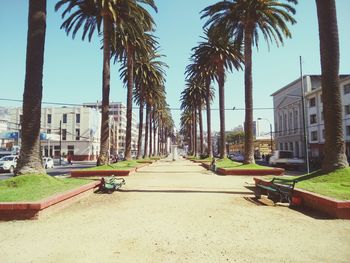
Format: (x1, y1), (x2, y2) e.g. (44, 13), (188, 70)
(8, 106), (101, 161)
(83, 102), (138, 156)
(271, 74), (350, 160)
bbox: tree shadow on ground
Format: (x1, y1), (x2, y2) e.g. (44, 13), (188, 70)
(118, 189), (252, 195)
(244, 186), (334, 220)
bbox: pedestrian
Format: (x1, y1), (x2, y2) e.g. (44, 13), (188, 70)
(67, 154), (73, 165)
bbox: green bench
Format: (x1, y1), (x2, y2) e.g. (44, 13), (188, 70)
(255, 177), (296, 205)
(99, 176), (126, 194)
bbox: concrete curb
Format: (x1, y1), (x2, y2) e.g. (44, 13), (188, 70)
(0, 180), (100, 221)
(253, 177), (350, 219)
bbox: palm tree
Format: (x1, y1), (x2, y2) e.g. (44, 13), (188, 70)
(315, 0), (348, 172)
(202, 0), (296, 163)
(112, 2), (157, 160)
(189, 28), (243, 159)
(186, 61), (215, 157)
(15, 0), (47, 175)
(56, 0), (120, 165)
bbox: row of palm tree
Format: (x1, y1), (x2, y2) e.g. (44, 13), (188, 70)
(16, 0), (173, 175)
(180, 0), (348, 173)
(16, 0), (348, 175)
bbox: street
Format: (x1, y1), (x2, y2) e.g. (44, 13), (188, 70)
(0, 161), (96, 180)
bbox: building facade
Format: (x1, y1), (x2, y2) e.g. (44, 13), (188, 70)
(84, 102), (138, 156)
(8, 106), (101, 161)
(271, 74), (350, 161)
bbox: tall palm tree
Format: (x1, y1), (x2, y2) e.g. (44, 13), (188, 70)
(56, 0), (120, 165)
(189, 28), (243, 158)
(15, 0), (47, 175)
(202, 0), (296, 163)
(186, 61), (215, 157)
(315, 0), (348, 172)
(112, 2), (157, 160)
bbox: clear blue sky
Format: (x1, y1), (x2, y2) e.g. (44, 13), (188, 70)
(0, 1), (350, 135)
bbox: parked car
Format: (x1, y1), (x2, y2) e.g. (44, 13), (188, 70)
(229, 153), (244, 162)
(0, 155), (18, 173)
(269, 150), (304, 169)
(53, 157), (68, 166)
(43, 157), (54, 169)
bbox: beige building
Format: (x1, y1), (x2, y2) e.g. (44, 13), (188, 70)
(8, 106), (101, 161)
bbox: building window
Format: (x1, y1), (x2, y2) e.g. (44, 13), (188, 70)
(310, 114), (317, 124)
(76, 129), (80, 140)
(62, 129), (67, 140)
(47, 114), (52, 124)
(309, 97), (316, 107)
(344, 84), (350, 95)
(347, 126), (350, 136)
(311, 131), (318, 141)
(62, 114), (67, 124)
(279, 143), (283, 150)
(47, 129), (51, 134)
(68, 145), (74, 156)
(345, 105), (350, 115)
(321, 111), (324, 121)
(76, 114), (80, 123)
(294, 110), (298, 133)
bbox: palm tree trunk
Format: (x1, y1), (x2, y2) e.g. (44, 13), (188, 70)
(193, 110), (197, 157)
(149, 109), (153, 157)
(125, 47), (134, 160)
(143, 103), (150, 158)
(206, 80), (213, 158)
(316, 0), (348, 172)
(198, 106), (204, 156)
(98, 14), (111, 166)
(153, 124), (157, 156)
(137, 98), (144, 159)
(218, 66), (226, 159)
(16, 0), (47, 175)
(243, 25), (255, 164)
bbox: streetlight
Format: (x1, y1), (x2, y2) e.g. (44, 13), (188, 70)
(257, 118), (273, 153)
(283, 57), (310, 173)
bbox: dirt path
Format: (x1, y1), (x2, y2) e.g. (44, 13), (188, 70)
(1, 158), (350, 262)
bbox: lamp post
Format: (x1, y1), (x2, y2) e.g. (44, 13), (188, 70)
(59, 120), (62, 166)
(257, 118), (273, 153)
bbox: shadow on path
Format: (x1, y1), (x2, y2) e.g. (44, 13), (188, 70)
(119, 189), (253, 195)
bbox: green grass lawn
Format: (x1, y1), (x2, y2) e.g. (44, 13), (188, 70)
(216, 158), (274, 170)
(82, 160), (142, 171)
(263, 168), (350, 200)
(0, 174), (91, 202)
(295, 168), (350, 200)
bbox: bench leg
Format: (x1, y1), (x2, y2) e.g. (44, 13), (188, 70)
(254, 188), (262, 199)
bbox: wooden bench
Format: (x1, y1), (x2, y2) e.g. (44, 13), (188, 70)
(255, 177), (296, 205)
(99, 176), (125, 194)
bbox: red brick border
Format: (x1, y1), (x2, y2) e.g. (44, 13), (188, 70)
(0, 181), (100, 221)
(70, 163), (150, 177)
(200, 162), (284, 176)
(216, 167), (284, 176)
(253, 177), (350, 219)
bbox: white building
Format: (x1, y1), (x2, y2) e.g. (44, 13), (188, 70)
(271, 74), (350, 160)
(84, 102), (138, 156)
(8, 106), (101, 161)
(305, 75), (350, 158)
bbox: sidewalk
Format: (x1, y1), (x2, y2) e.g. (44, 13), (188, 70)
(0, 158), (349, 262)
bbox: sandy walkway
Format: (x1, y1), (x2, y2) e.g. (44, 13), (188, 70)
(1, 158), (350, 262)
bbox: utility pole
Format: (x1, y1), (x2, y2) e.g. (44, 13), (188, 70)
(300, 56), (310, 173)
(59, 120), (62, 166)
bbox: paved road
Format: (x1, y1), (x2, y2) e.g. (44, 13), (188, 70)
(1, 157), (349, 262)
(0, 161), (95, 180)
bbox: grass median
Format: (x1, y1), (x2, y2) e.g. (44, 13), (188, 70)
(81, 160), (146, 171)
(265, 168), (350, 200)
(215, 158), (274, 170)
(0, 174), (91, 202)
